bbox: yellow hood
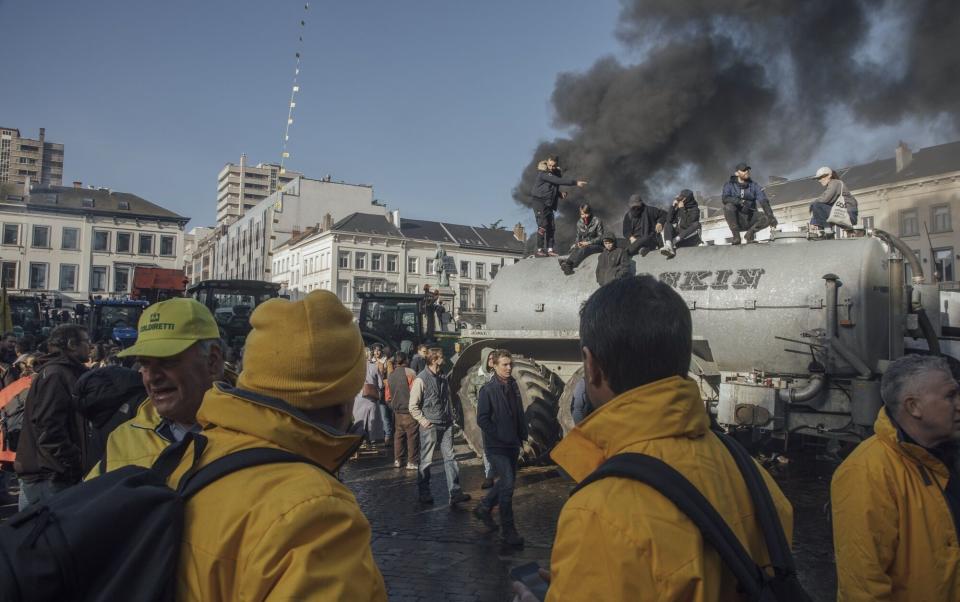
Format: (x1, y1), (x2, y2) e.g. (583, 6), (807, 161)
(551, 375), (709, 481)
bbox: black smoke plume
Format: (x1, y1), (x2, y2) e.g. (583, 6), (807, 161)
(514, 0), (960, 245)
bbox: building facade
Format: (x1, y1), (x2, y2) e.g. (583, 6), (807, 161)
(216, 155), (302, 226)
(271, 212), (525, 324)
(0, 182), (188, 306)
(183, 226), (214, 285)
(0, 127), (64, 188)
(699, 141), (960, 284)
(215, 176), (381, 281)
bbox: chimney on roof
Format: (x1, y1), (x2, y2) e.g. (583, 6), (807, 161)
(513, 223), (526, 242)
(389, 209), (400, 228)
(38, 128), (45, 141)
(896, 141), (913, 173)
(321, 212), (334, 231)
(23, 177), (31, 196)
(72, 181), (82, 189)
(291, 227), (301, 239)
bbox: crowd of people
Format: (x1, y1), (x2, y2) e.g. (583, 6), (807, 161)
(0, 256), (954, 600)
(533, 156), (862, 283)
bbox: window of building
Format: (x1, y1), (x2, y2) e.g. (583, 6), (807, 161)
(934, 248), (955, 283)
(138, 234), (154, 255)
(90, 266), (107, 292)
(491, 263), (500, 279)
(337, 280), (351, 302)
(371, 253), (382, 271)
(160, 235), (175, 256)
(81, 197), (94, 208)
(93, 230), (110, 251)
(1, 262), (17, 288)
(408, 257), (418, 274)
(117, 200), (130, 210)
(387, 254), (398, 272)
(475, 262), (486, 280)
(861, 215), (874, 231)
(460, 261), (469, 278)
(407, 284), (420, 294)
(59, 264), (78, 291)
(355, 252), (367, 270)
(2, 224), (18, 246)
(475, 287), (485, 311)
(426, 259), (435, 275)
(932, 205), (952, 234)
(61, 227), (79, 250)
(28, 263), (48, 290)
(114, 266), (130, 293)
(900, 209), (919, 237)
(338, 251), (350, 269)
(31, 225), (50, 248)
(460, 286), (470, 310)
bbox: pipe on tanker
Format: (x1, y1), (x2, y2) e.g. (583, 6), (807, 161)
(874, 229), (924, 285)
(780, 373), (826, 403)
(824, 273), (873, 379)
(889, 255), (906, 360)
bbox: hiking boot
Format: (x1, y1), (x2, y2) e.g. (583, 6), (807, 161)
(419, 493), (434, 504)
(660, 241), (675, 258)
(405, 462), (418, 471)
(449, 492), (472, 507)
(744, 229), (757, 243)
(639, 247), (651, 257)
(560, 262), (574, 276)
(473, 504), (498, 529)
(501, 528), (525, 548)
(730, 235), (742, 245)
(481, 477), (495, 489)
(393, 459), (401, 468)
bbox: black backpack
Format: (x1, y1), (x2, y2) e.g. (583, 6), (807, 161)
(571, 432), (812, 602)
(0, 433), (320, 602)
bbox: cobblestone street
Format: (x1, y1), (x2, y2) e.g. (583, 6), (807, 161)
(344, 438), (840, 602)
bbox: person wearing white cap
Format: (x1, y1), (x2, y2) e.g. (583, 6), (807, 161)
(809, 166), (859, 239)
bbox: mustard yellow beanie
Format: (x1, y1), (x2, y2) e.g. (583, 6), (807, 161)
(236, 290), (365, 409)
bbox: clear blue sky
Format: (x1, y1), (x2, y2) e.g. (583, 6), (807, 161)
(0, 0), (625, 229)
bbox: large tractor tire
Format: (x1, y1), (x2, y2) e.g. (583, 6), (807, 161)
(458, 354), (564, 465)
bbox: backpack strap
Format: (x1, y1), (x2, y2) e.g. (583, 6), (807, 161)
(570, 453), (768, 600)
(177, 447), (326, 500)
(716, 433), (796, 579)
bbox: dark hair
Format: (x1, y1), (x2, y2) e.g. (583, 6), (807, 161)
(495, 349), (513, 361)
(394, 351), (408, 366)
(417, 344), (428, 352)
(579, 203), (592, 215)
(580, 276), (692, 394)
(47, 324), (88, 354)
(547, 155), (560, 163)
(427, 347), (444, 365)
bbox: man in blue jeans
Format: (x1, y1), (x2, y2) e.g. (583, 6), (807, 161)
(473, 350), (528, 547)
(408, 348), (471, 507)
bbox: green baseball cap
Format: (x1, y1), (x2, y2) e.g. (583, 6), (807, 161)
(117, 298), (220, 358)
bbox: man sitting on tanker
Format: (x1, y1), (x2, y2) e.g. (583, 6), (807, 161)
(595, 234), (630, 286)
(660, 189), (702, 258)
(530, 155), (588, 258)
(559, 203), (605, 276)
(622, 194), (667, 257)
(721, 162), (778, 244)
(809, 166), (859, 239)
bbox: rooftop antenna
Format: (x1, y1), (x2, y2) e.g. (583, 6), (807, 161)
(280, 3), (309, 175)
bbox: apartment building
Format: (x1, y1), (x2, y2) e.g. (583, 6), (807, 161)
(699, 141), (960, 284)
(0, 127), (64, 188)
(215, 176), (381, 281)
(215, 155), (302, 226)
(183, 226), (214, 284)
(271, 212), (526, 324)
(0, 181), (188, 306)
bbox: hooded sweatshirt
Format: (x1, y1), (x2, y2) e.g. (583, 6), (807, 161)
(669, 189), (701, 231)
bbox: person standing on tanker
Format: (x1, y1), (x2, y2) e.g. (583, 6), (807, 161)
(661, 189), (702, 258)
(530, 155), (587, 257)
(559, 203), (604, 276)
(831, 354), (960, 601)
(809, 166), (858, 239)
(622, 194), (666, 256)
(721, 162), (777, 244)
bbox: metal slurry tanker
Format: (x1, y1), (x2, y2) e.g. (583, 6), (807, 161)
(450, 230), (946, 462)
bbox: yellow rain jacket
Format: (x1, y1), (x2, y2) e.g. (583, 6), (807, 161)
(95, 383), (387, 601)
(87, 397), (171, 478)
(547, 376), (793, 601)
(831, 409), (960, 601)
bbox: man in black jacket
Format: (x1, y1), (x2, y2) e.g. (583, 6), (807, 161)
(14, 324), (90, 510)
(473, 349), (528, 547)
(721, 163), (778, 244)
(530, 156), (587, 257)
(661, 189), (702, 258)
(596, 235), (630, 286)
(560, 203), (604, 275)
(622, 194), (667, 256)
